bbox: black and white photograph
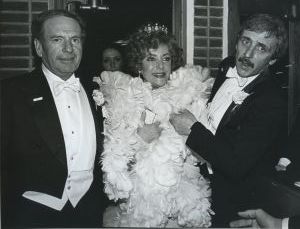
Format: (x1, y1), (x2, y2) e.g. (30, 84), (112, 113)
(1, 0), (300, 228)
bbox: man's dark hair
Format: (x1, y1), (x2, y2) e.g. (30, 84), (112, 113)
(31, 9), (86, 41)
(31, 9), (86, 66)
(238, 14), (288, 59)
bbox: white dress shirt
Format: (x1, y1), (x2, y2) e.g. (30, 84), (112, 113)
(282, 217), (289, 229)
(200, 67), (258, 135)
(23, 64), (97, 211)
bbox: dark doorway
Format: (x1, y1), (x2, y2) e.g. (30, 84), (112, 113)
(77, 0), (173, 82)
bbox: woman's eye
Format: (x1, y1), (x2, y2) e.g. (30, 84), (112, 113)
(146, 56), (156, 61)
(163, 56), (171, 62)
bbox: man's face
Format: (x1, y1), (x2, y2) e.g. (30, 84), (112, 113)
(235, 30), (278, 78)
(34, 16), (83, 80)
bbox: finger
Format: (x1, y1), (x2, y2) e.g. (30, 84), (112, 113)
(201, 67), (210, 81)
(140, 111), (146, 124)
(153, 121), (161, 126)
(169, 113), (176, 120)
(195, 65), (202, 72)
(238, 209), (257, 218)
(157, 124), (163, 131)
(178, 109), (188, 114)
(150, 122), (162, 132)
(229, 219), (253, 228)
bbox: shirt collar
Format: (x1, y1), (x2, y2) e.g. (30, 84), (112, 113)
(42, 64), (76, 84)
(226, 66), (258, 87)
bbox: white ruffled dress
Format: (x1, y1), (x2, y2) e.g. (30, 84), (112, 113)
(93, 65), (215, 227)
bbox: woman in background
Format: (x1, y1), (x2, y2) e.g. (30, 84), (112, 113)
(100, 43), (124, 72)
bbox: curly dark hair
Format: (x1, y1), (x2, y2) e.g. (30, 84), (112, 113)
(126, 23), (184, 77)
(238, 14), (288, 59)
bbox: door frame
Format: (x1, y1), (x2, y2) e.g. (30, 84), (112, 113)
(173, 0), (194, 64)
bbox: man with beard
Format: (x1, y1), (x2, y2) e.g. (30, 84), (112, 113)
(170, 14), (288, 227)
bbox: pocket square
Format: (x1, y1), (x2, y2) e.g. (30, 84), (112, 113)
(33, 97), (43, 102)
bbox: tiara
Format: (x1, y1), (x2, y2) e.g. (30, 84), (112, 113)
(140, 23), (168, 34)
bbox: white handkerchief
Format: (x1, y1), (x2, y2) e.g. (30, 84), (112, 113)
(278, 157), (291, 167)
(145, 109), (156, 124)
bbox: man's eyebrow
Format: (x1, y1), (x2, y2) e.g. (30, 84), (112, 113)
(50, 35), (61, 38)
(240, 35), (251, 40)
(71, 35), (82, 39)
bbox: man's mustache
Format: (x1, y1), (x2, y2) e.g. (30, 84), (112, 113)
(238, 57), (254, 69)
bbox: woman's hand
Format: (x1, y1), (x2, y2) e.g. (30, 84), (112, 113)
(137, 111), (162, 143)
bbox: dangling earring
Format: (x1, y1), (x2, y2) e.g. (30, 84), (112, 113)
(138, 70), (142, 78)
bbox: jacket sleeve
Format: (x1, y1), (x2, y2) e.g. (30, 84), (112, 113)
(289, 215), (300, 229)
(1, 78), (16, 225)
(186, 86), (286, 181)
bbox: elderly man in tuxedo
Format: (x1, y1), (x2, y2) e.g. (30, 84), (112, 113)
(1, 10), (107, 228)
(170, 14), (288, 227)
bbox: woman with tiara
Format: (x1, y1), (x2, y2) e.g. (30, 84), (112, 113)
(93, 23), (214, 227)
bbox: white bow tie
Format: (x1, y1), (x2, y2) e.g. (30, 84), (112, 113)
(226, 67), (248, 87)
(53, 78), (81, 96)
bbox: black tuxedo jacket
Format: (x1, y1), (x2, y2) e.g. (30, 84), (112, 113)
(279, 112), (300, 229)
(281, 111), (300, 180)
(186, 57), (287, 227)
(290, 215), (300, 229)
(1, 67), (108, 227)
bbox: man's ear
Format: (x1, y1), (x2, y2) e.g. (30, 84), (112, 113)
(269, 58), (277, 66)
(34, 38), (43, 58)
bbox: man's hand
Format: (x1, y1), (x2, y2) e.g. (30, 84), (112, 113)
(137, 111), (162, 143)
(199, 65), (211, 82)
(229, 209), (282, 228)
(169, 109), (197, 136)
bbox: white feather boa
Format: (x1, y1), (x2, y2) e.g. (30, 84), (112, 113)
(93, 65), (215, 227)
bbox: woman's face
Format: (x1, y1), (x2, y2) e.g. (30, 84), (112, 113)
(102, 48), (123, 71)
(141, 44), (171, 88)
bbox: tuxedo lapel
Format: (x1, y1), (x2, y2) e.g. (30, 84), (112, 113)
(208, 57), (235, 103)
(243, 69), (270, 94)
(208, 73), (226, 103)
(217, 103), (237, 130)
(217, 69), (270, 130)
(23, 68), (67, 165)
